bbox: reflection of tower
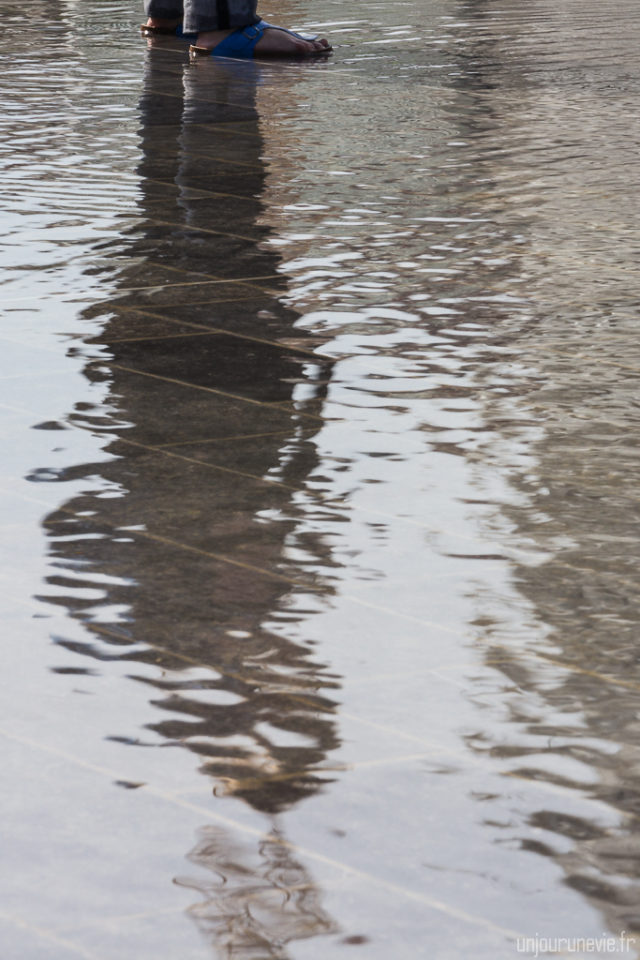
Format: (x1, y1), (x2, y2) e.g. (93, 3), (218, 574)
(39, 46), (340, 956)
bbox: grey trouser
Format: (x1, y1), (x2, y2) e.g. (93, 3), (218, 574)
(144, 0), (258, 32)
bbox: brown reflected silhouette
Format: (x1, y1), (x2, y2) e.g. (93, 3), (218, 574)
(35, 46), (341, 956)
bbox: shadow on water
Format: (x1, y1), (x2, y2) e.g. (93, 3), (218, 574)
(35, 48), (341, 956)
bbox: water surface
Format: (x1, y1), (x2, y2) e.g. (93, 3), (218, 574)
(2, 1), (640, 957)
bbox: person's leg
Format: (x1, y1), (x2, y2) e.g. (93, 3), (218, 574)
(143, 0), (183, 31)
(183, 0), (257, 33)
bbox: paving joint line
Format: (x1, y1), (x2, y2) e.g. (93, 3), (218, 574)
(0, 910), (104, 960)
(85, 622), (339, 709)
(0, 727), (525, 942)
(95, 363), (326, 418)
(103, 304), (332, 359)
(156, 427), (315, 448)
(0, 481), (492, 637)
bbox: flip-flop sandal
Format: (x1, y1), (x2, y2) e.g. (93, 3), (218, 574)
(140, 22), (198, 41)
(189, 20), (332, 60)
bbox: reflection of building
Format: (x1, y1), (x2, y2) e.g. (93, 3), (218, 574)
(40, 47), (340, 956)
(446, 0), (640, 940)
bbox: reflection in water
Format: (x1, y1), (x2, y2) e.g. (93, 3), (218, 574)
(179, 826), (335, 958)
(40, 49), (340, 955)
(446, 0), (640, 937)
(7, 0), (640, 952)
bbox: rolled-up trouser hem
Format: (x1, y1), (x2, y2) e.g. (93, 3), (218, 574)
(144, 0), (259, 32)
(144, 1), (183, 17)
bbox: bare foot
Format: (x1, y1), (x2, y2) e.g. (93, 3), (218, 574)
(196, 25), (331, 57)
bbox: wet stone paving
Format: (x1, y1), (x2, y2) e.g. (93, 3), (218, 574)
(2, 0), (640, 957)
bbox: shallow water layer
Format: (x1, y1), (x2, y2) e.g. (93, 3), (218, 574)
(2, 1), (640, 958)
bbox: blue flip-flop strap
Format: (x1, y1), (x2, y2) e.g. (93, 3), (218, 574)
(211, 22), (265, 58)
(258, 20), (319, 41)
